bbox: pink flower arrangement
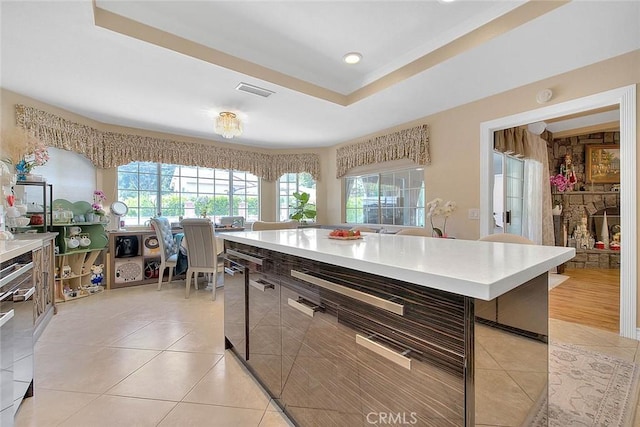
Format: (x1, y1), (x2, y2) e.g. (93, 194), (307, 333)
(92, 190), (107, 215)
(550, 174), (571, 192)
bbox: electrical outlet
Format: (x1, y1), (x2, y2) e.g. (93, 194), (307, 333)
(468, 208), (480, 220)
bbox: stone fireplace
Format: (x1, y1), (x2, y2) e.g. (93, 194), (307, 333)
(550, 130), (621, 269)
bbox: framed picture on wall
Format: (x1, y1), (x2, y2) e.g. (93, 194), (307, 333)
(586, 144), (620, 183)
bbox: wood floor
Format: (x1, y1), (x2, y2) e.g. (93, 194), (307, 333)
(549, 268), (620, 332)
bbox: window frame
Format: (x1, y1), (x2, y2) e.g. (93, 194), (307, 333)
(277, 172), (316, 222)
(343, 167), (425, 226)
(117, 162), (260, 225)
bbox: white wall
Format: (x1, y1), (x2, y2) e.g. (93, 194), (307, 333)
(37, 147), (96, 202)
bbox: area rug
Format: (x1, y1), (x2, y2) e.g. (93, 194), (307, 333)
(524, 342), (640, 426)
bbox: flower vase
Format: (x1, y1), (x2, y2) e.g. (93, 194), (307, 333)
(17, 173), (28, 181)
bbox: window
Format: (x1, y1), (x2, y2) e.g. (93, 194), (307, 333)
(278, 172), (316, 221)
(344, 168), (425, 226)
(117, 162), (259, 225)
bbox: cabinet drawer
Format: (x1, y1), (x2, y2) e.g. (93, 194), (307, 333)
(354, 328), (464, 426)
(280, 299), (364, 424)
(283, 267), (466, 375)
(279, 283), (465, 427)
(247, 274), (281, 396)
(224, 241), (277, 276)
(223, 258), (247, 360)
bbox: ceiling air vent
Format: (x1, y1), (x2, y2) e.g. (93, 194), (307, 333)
(235, 82), (275, 98)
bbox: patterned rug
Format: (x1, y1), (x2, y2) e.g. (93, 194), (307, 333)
(524, 342), (640, 426)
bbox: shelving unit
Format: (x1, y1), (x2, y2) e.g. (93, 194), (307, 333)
(51, 199), (108, 302)
(108, 229), (177, 289)
(12, 181), (53, 233)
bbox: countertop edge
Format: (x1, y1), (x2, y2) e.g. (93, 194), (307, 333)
(221, 230), (575, 300)
(1, 233), (58, 262)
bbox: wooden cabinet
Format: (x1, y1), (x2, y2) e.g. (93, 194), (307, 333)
(52, 223), (107, 302)
(107, 229), (171, 289)
(32, 236), (56, 340)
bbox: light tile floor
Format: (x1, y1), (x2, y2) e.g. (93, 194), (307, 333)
(14, 280), (293, 427)
(14, 280), (640, 426)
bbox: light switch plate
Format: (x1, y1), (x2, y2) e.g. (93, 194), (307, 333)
(468, 208), (480, 220)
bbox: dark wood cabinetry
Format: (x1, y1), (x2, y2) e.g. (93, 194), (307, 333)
(224, 240), (467, 426)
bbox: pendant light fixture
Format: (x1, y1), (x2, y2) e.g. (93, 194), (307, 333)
(215, 112), (242, 139)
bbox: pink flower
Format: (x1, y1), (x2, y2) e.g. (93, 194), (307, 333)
(93, 190), (106, 202)
(550, 174), (570, 192)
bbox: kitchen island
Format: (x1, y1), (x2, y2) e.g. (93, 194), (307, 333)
(221, 228), (575, 426)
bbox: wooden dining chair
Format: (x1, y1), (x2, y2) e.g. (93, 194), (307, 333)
(350, 226), (378, 233)
(150, 216), (179, 291)
(181, 218), (223, 300)
(251, 220), (299, 231)
(395, 228), (432, 237)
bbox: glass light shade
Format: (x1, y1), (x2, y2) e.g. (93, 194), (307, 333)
(215, 112), (242, 139)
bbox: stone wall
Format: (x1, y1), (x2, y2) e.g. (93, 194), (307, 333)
(550, 130), (621, 269)
(549, 130), (620, 189)
(566, 249), (620, 270)
(556, 192), (620, 241)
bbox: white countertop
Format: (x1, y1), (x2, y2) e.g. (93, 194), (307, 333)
(221, 229), (575, 300)
(0, 233), (57, 263)
(0, 239), (42, 263)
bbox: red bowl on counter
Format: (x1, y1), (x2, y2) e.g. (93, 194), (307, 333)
(29, 214), (44, 225)
(595, 241), (605, 249)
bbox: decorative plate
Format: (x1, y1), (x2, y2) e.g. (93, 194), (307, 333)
(328, 235), (363, 240)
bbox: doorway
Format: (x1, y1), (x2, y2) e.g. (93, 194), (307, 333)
(479, 85), (637, 339)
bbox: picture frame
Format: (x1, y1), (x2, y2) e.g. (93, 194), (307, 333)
(585, 144), (620, 184)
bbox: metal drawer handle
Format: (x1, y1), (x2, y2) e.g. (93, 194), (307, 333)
(356, 334), (412, 370)
(0, 262), (33, 288)
(287, 298), (321, 318)
(250, 278), (275, 292)
(13, 286), (35, 302)
(0, 309), (14, 329)
(291, 270), (404, 316)
(224, 265), (244, 276)
(226, 249), (263, 265)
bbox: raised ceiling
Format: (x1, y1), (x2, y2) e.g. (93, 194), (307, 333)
(1, 1), (638, 148)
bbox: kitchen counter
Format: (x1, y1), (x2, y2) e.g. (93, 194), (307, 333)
(1, 239), (42, 263)
(222, 230), (573, 426)
(1, 233), (58, 263)
(221, 228), (575, 300)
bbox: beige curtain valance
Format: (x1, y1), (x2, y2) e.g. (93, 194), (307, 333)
(494, 127), (527, 157)
(335, 124), (430, 178)
(15, 104), (319, 181)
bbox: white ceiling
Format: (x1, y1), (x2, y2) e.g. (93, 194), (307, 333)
(1, 1), (638, 149)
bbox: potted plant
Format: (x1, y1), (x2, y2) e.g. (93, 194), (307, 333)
(289, 191), (316, 223)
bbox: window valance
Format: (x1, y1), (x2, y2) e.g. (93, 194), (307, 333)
(15, 104), (319, 181)
(335, 124), (430, 178)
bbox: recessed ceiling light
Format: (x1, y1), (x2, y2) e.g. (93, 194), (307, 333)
(343, 52), (362, 65)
